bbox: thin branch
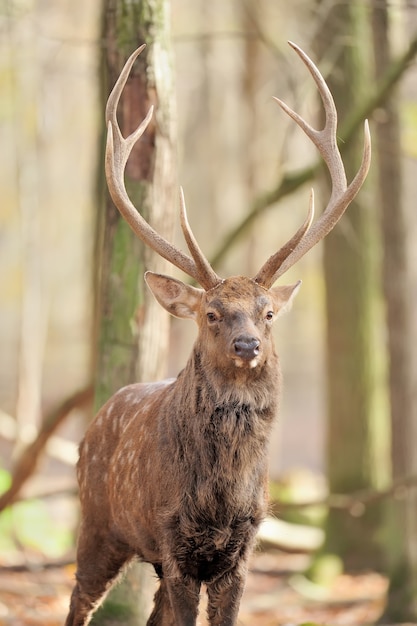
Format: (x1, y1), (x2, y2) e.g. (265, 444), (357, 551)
(271, 473), (417, 516)
(14, 485), (78, 503)
(0, 556), (76, 573)
(0, 386), (93, 513)
(0, 412), (79, 465)
(209, 32), (417, 270)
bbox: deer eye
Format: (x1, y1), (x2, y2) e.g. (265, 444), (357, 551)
(207, 312), (218, 323)
(265, 311), (274, 321)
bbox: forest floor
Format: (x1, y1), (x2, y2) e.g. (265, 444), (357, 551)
(0, 550), (388, 626)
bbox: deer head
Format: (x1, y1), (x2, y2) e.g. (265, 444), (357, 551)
(105, 42), (371, 373)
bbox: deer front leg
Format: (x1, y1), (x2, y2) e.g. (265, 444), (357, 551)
(147, 569), (176, 626)
(163, 573), (201, 626)
(206, 566), (247, 626)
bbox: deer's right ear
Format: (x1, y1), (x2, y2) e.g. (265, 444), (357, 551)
(145, 272), (204, 321)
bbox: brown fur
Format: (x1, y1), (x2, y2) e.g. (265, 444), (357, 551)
(65, 275), (299, 625)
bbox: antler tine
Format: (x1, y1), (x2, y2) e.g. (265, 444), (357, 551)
(179, 188), (222, 288)
(254, 42), (371, 289)
(254, 190), (315, 287)
(283, 41), (347, 197)
(105, 45), (152, 155)
(105, 45), (220, 290)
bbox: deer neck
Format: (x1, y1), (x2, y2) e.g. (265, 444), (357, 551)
(173, 342), (281, 418)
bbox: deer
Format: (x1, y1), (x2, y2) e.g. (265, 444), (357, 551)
(65, 42), (371, 626)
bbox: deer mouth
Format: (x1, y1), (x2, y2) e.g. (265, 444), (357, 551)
(232, 356), (260, 369)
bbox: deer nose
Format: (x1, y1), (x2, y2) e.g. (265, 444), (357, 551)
(233, 336), (260, 361)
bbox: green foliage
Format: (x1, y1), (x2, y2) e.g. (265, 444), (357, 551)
(269, 477), (326, 528)
(0, 467), (72, 558)
(90, 599), (133, 624)
(305, 553), (344, 587)
(0, 467), (11, 492)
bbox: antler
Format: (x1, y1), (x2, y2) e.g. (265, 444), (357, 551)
(105, 45), (222, 291)
(254, 41), (371, 289)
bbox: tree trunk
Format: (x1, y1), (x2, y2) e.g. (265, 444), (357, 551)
(371, 1), (417, 619)
(91, 0), (176, 623)
(313, 0), (385, 574)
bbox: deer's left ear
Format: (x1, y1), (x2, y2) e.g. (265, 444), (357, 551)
(270, 280), (301, 317)
(145, 271), (204, 321)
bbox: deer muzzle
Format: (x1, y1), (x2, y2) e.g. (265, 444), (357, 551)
(233, 335), (261, 368)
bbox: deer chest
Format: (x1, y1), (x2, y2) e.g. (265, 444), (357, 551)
(168, 511), (260, 583)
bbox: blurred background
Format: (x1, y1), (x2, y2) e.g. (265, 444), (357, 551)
(1, 0), (417, 623)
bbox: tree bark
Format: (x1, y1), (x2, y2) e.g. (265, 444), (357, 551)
(91, 0), (176, 623)
(313, 0), (384, 573)
(371, 1), (417, 619)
